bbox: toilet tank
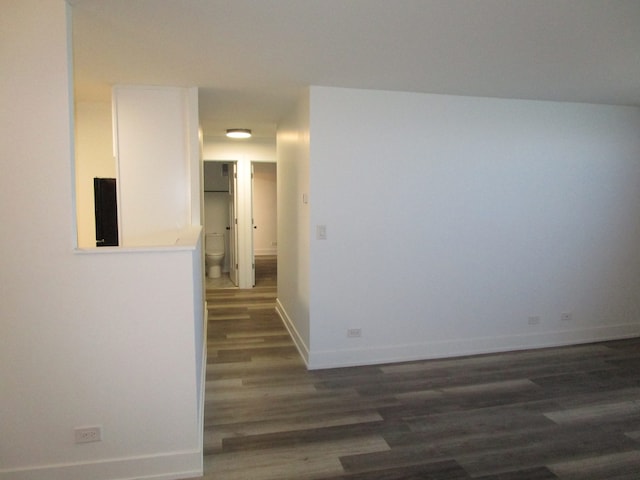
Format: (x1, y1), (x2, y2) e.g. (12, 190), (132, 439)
(205, 233), (225, 255)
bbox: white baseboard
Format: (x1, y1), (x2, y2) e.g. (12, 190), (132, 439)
(305, 323), (640, 370)
(198, 301), (208, 445)
(1, 451), (202, 480)
(267, 301), (639, 373)
(275, 298), (309, 367)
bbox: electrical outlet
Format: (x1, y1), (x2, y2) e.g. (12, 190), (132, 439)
(74, 426), (102, 444)
(347, 328), (362, 338)
(561, 312), (572, 321)
(528, 316), (540, 325)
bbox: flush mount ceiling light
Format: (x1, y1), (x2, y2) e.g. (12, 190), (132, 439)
(226, 128), (252, 139)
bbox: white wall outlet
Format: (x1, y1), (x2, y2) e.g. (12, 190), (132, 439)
(74, 426), (102, 444)
(527, 316), (541, 325)
(561, 312), (572, 321)
(316, 225), (327, 240)
(347, 328), (362, 338)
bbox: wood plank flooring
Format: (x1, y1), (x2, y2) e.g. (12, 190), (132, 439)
(196, 258), (640, 479)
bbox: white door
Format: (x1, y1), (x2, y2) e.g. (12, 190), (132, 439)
(228, 163), (239, 286)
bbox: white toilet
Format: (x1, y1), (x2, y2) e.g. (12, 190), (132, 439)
(205, 233), (225, 278)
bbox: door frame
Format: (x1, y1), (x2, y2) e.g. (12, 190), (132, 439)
(228, 162), (239, 286)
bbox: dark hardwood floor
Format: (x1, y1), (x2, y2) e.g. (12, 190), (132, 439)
(198, 258), (640, 479)
(253, 255), (277, 288)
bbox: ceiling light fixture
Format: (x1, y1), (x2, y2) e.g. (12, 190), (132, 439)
(226, 128), (252, 139)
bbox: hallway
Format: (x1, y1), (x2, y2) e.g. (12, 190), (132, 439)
(200, 259), (640, 479)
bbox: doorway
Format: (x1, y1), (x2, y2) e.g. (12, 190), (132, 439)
(203, 160), (236, 288)
(203, 159), (277, 289)
(251, 162), (277, 286)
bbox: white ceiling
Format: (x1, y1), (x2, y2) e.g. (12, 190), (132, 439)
(70, 0), (640, 139)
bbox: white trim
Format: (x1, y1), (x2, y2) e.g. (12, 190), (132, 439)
(275, 299), (310, 367)
(198, 300), (208, 454)
(73, 226), (203, 253)
(0, 450), (202, 480)
(305, 324), (640, 370)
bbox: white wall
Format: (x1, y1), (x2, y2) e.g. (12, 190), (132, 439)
(304, 86), (640, 369)
(253, 162), (277, 255)
(203, 136), (275, 162)
(276, 90), (311, 361)
(0, 3), (203, 478)
(74, 101), (115, 248)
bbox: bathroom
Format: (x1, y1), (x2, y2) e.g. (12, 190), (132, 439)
(204, 159), (277, 288)
(203, 161), (232, 286)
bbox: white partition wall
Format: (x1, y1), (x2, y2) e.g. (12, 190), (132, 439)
(0, 3), (204, 479)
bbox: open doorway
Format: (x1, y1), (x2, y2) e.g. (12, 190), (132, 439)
(252, 162), (277, 287)
(203, 159), (276, 289)
(203, 160), (236, 288)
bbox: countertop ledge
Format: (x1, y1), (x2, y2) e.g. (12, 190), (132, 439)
(74, 226), (203, 254)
